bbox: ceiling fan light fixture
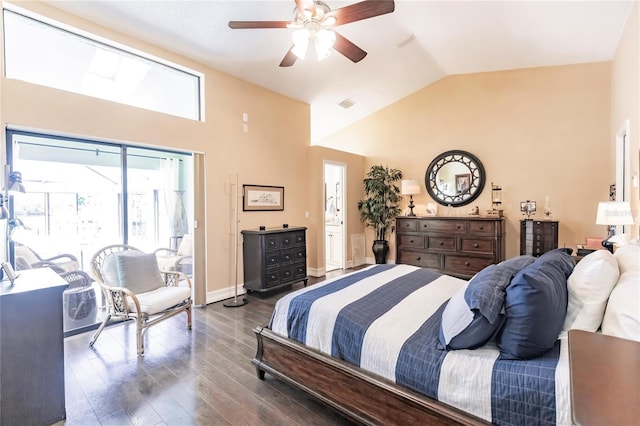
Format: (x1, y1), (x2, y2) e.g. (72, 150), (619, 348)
(292, 28), (310, 59)
(315, 29), (336, 60)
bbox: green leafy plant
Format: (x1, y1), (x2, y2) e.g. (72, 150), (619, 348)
(357, 165), (403, 241)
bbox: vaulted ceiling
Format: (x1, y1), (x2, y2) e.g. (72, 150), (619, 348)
(45, 1), (633, 142)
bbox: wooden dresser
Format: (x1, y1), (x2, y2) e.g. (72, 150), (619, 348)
(242, 226), (308, 292)
(0, 268), (68, 425)
(395, 216), (505, 279)
(520, 219), (559, 256)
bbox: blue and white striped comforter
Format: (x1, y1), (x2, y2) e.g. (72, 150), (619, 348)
(270, 264), (571, 426)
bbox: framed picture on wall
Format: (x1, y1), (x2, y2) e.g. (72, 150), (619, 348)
(243, 184), (284, 211)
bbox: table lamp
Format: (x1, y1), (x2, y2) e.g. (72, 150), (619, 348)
(401, 180), (421, 217)
(596, 201), (634, 252)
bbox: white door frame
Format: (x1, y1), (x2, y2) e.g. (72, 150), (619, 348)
(615, 119), (630, 234)
(323, 161), (346, 272)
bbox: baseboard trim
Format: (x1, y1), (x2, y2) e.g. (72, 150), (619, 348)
(206, 284), (247, 305)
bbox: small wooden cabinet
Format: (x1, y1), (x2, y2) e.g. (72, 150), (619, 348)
(520, 219), (559, 256)
(0, 268), (68, 425)
(242, 226), (308, 292)
(395, 216), (505, 279)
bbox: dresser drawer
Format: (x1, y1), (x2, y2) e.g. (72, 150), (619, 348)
(398, 234), (424, 249)
(293, 261), (306, 279)
(445, 256), (494, 275)
(265, 252), (280, 268)
(293, 247), (306, 262)
(426, 236), (456, 251)
(264, 269), (280, 287)
(265, 235), (280, 252)
(281, 249), (295, 264)
(417, 219), (466, 234)
(397, 219), (418, 233)
(460, 238), (495, 255)
(469, 221), (495, 235)
(293, 231), (306, 246)
(398, 250), (440, 269)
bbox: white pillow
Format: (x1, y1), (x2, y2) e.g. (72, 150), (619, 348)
(562, 250), (619, 332)
(101, 251), (140, 287)
(613, 243), (640, 274)
(116, 252), (165, 294)
(601, 270), (640, 341)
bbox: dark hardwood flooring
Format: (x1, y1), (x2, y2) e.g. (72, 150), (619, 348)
(62, 271), (357, 426)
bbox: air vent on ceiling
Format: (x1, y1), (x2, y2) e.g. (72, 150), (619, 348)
(338, 98), (355, 109)
(397, 33), (416, 48)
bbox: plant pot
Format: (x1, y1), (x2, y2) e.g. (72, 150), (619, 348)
(372, 240), (389, 264)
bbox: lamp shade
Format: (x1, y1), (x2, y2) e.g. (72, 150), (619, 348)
(401, 180), (421, 195)
(596, 201), (634, 225)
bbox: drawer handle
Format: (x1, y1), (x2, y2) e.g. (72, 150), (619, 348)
(439, 241), (444, 246)
(416, 256), (421, 261)
(422, 224), (428, 228)
(270, 275), (276, 279)
(473, 243), (479, 248)
(478, 226), (484, 230)
(409, 239), (414, 243)
(464, 261), (470, 266)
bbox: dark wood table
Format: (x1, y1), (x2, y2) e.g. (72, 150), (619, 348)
(568, 329), (640, 425)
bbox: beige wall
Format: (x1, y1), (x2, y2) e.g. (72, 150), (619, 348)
(611, 1), (639, 240)
(318, 63), (613, 260)
(0, 1), (313, 300)
(307, 146), (366, 272)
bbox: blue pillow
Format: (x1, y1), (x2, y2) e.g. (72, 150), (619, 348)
(439, 255), (535, 350)
(496, 249), (574, 360)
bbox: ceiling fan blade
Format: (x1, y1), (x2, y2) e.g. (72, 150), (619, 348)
(295, 0), (316, 17)
(279, 47), (298, 67)
(333, 32), (367, 63)
(228, 21), (290, 29)
(332, 0), (395, 26)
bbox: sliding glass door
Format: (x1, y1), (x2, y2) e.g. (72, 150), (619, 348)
(6, 130), (193, 333)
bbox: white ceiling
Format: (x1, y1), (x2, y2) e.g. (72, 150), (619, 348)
(44, 1), (633, 142)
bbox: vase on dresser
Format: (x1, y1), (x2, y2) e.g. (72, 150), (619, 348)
(372, 239), (389, 264)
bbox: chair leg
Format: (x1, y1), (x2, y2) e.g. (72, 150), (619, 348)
(89, 314), (111, 348)
(186, 305), (192, 329)
(136, 317), (145, 356)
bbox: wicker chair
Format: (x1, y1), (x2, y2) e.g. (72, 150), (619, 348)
(14, 243), (79, 273)
(155, 233), (193, 276)
(89, 244), (192, 355)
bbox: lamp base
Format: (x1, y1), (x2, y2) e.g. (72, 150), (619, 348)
(223, 297), (248, 308)
(601, 239), (615, 253)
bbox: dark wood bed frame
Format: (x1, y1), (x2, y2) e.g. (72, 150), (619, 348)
(252, 326), (489, 426)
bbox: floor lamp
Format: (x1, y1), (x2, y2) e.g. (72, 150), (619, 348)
(224, 173), (248, 307)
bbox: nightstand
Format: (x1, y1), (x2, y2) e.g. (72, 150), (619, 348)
(568, 330), (640, 426)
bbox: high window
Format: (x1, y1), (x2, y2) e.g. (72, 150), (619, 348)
(3, 8), (203, 121)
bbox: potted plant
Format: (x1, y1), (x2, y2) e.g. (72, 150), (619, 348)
(357, 165), (403, 263)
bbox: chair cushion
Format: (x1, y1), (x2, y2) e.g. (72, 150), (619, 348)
(127, 286), (191, 315)
(177, 234), (193, 256)
(562, 249), (619, 332)
(116, 252), (166, 294)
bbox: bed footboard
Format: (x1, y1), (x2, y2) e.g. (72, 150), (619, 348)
(252, 326), (488, 426)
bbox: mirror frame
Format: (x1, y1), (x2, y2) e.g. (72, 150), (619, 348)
(425, 150), (486, 207)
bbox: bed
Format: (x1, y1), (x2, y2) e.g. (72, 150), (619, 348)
(252, 245), (640, 425)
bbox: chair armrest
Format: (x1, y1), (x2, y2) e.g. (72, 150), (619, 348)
(154, 248), (178, 256)
(42, 253), (79, 262)
(96, 281), (141, 315)
(160, 271), (192, 289)
(30, 261), (66, 274)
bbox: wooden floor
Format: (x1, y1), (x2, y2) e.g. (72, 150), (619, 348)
(62, 271), (357, 425)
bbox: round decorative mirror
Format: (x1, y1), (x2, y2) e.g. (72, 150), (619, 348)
(425, 150), (486, 207)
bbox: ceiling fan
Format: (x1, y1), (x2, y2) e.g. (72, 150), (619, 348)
(228, 0), (395, 67)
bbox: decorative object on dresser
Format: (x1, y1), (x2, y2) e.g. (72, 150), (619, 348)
(241, 226), (308, 292)
(395, 216), (505, 279)
(520, 200), (536, 218)
(357, 165), (403, 264)
(595, 201), (634, 253)
(487, 182), (503, 217)
(425, 150), (485, 207)
(520, 219), (558, 256)
(400, 179), (420, 217)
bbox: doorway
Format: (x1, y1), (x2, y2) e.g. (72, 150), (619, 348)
(324, 161), (346, 273)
